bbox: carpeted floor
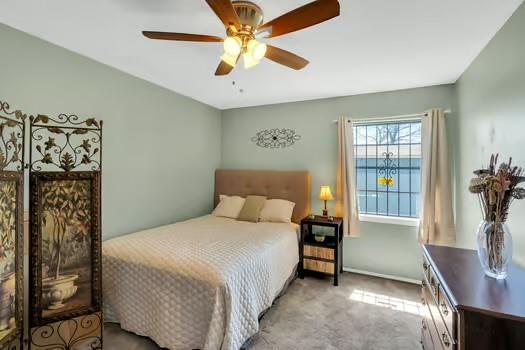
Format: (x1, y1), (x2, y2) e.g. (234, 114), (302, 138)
(104, 272), (423, 350)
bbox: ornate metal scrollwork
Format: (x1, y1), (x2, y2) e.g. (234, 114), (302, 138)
(30, 312), (102, 350)
(30, 114), (102, 172)
(0, 101), (26, 172)
(251, 128), (301, 149)
(378, 151), (397, 187)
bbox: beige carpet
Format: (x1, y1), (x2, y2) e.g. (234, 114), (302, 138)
(104, 272), (423, 350)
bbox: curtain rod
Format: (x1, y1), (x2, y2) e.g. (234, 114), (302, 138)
(331, 109), (451, 124)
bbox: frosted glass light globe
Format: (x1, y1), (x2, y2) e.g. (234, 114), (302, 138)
(221, 52), (238, 67)
(243, 52), (259, 69)
(247, 39), (267, 61)
(223, 36), (242, 56)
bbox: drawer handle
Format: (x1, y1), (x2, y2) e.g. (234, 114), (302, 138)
(440, 301), (449, 316)
(442, 332), (450, 347)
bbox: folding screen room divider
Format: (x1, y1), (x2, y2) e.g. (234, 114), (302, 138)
(28, 113), (103, 350)
(0, 98), (103, 350)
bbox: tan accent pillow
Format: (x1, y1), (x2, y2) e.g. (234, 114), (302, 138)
(237, 195), (267, 222)
(259, 199), (296, 223)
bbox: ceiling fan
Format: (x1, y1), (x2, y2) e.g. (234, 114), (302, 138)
(142, 0), (340, 76)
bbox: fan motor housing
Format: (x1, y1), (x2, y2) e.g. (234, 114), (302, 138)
(232, 1), (264, 30)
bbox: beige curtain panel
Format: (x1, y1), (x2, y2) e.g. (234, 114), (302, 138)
(418, 108), (456, 245)
(336, 117), (361, 237)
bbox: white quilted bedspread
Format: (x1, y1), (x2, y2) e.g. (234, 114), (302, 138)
(102, 215), (299, 350)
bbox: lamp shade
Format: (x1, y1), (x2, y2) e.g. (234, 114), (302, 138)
(319, 186), (334, 201)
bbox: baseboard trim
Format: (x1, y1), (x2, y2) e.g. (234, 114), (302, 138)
(342, 267), (421, 285)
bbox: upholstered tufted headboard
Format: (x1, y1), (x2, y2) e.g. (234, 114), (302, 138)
(214, 169), (311, 224)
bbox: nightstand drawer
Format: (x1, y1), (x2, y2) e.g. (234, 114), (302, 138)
(303, 258), (334, 274)
(303, 245), (334, 260)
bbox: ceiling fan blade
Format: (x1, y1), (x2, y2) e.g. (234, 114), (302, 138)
(265, 45), (309, 70)
(142, 31), (223, 42)
(259, 0), (340, 38)
(206, 0), (241, 28)
(215, 60), (235, 76)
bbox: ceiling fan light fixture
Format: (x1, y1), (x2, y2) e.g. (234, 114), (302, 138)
(223, 36), (242, 56)
(221, 52), (238, 67)
(243, 52), (260, 69)
(142, 0), (340, 76)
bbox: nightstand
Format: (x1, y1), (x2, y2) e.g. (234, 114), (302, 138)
(299, 215), (343, 286)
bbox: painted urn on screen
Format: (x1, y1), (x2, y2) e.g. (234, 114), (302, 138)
(469, 154), (525, 279)
(42, 275), (79, 310)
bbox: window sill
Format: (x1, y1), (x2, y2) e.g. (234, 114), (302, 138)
(359, 214), (419, 227)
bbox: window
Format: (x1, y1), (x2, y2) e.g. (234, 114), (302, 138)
(353, 121), (421, 219)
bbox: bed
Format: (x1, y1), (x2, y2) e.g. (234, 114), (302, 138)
(102, 170), (311, 350)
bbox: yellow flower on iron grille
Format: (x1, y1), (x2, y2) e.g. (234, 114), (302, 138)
(378, 177), (395, 187)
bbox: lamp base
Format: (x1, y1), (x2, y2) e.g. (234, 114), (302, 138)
(322, 209), (328, 217)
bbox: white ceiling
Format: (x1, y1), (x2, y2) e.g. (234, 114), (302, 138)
(0, 0), (522, 109)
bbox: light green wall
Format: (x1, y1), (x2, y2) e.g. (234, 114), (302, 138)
(221, 85), (456, 280)
(0, 24), (222, 239)
(2, 0), (524, 279)
(221, 1), (525, 279)
(456, 3), (525, 267)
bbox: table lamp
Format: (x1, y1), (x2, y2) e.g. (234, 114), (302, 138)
(319, 185), (334, 217)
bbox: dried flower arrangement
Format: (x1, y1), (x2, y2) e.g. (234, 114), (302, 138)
(469, 154), (525, 273)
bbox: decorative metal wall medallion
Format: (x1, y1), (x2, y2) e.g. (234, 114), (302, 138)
(251, 128), (301, 149)
(378, 151), (397, 187)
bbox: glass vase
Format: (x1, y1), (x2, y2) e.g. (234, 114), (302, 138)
(476, 220), (513, 279)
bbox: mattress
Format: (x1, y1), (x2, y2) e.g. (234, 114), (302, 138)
(102, 215), (299, 350)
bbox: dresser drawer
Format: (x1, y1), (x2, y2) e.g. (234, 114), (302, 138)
(303, 258), (334, 274)
(437, 284), (457, 339)
(427, 265), (439, 299)
(422, 253), (431, 281)
(421, 318), (435, 350)
(303, 245), (334, 260)
(422, 300), (437, 350)
(422, 279), (455, 349)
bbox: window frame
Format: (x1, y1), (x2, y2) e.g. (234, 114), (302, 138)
(353, 119), (422, 225)
(359, 213), (419, 226)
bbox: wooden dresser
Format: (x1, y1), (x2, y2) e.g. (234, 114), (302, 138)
(421, 244), (525, 350)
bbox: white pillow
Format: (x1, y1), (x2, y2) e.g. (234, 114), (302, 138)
(212, 195), (245, 219)
(259, 199), (296, 223)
